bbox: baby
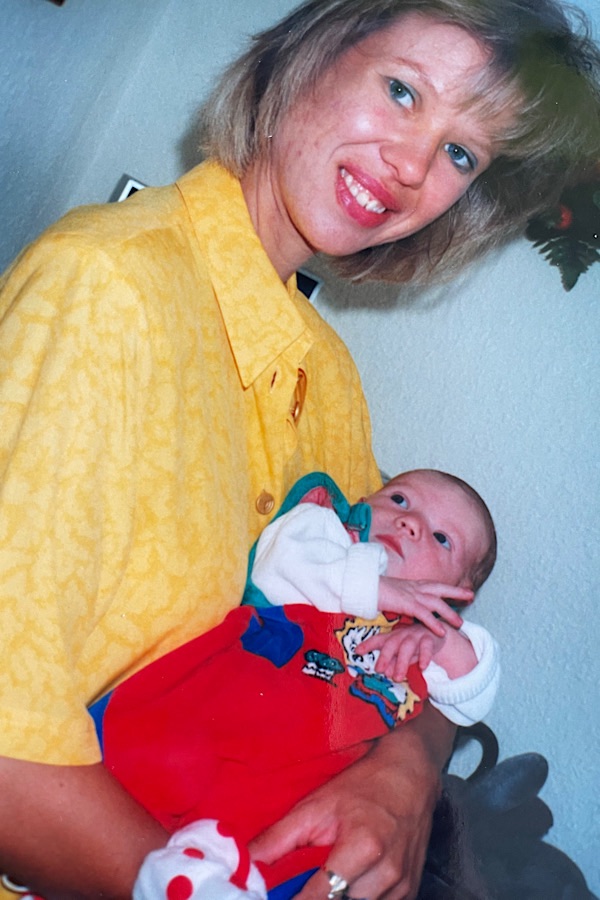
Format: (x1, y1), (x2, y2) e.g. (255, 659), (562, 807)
(250, 467), (497, 695)
(95, 469), (499, 900)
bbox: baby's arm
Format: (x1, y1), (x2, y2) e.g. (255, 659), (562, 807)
(252, 503), (466, 630)
(425, 621), (500, 725)
(360, 620), (500, 727)
(251, 503), (387, 617)
(426, 624), (477, 679)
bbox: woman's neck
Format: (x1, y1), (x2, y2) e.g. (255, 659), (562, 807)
(241, 160), (314, 282)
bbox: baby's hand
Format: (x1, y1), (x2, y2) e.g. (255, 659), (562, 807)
(377, 576), (470, 636)
(358, 623), (446, 683)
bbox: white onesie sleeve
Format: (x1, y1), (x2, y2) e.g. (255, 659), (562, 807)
(423, 620), (500, 726)
(251, 502), (387, 619)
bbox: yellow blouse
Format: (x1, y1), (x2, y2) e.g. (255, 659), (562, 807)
(0, 161), (381, 766)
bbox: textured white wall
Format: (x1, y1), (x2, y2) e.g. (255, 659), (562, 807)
(313, 239), (600, 891)
(1, 0), (298, 269)
(1, 0), (169, 271)
(1, 0), (599, 891)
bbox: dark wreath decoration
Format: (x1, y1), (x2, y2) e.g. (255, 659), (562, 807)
(526, 170), (600, 291)
(417, 723), (597, 900)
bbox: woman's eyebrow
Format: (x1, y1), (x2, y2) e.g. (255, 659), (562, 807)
(387, 57), (431, 88)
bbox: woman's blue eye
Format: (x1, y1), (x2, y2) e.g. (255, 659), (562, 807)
(390, 493), (408, 507)
(433, 532), (451, 550)
(388, 79), (415, 109)
(444, 143), (476, 174)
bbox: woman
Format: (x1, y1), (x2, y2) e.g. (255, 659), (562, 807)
(0, 1), (598, 899)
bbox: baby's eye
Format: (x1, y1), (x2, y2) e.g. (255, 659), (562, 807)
(388, 79), (415, 109)
(433, 532), (451, 550)
(390, 493), (408, 507)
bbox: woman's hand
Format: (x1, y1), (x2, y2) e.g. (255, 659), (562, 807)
(249, 704), (455, 900)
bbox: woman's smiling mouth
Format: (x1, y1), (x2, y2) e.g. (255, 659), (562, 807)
(336, 167), (399, 229)
(340, 168), (387, 213)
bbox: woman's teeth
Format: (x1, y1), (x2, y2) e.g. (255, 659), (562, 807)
(341, 168), (386, 214)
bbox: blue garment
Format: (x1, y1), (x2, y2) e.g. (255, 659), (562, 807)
(268, 868), (316, 899)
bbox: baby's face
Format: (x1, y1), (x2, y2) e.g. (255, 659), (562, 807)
(367, 471), (487, 589)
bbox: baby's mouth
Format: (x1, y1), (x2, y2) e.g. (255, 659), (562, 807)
(376, 534), (404, 559)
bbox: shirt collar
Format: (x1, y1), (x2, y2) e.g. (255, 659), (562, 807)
(176, 161), (310, 388)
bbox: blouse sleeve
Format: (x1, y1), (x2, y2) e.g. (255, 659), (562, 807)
(0, 232), (151, 764)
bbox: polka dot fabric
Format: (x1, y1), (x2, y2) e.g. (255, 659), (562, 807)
(133, 820), (267, 900)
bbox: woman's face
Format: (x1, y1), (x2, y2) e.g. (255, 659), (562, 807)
(258, 12), (508, 277)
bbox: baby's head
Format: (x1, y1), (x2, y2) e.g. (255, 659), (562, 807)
(366, 469), (496, 600)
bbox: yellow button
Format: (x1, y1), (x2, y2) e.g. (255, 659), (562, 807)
(290, 368), (307, 424)
(256, 490), (275, 515)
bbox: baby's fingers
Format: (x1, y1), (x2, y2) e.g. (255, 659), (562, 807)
(378, 635), (416, 680)
(425, 587), (472, 626)
(418, 634), (436, 671)
(440, 584), (474, 608)
(390, 639), (421, 682)
(357, 632), (387, 654)
(413, 607), (448, 637)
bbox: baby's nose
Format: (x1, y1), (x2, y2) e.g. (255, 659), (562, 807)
(397, 514), (421, 539)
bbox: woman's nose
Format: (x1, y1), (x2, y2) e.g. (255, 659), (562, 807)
(380, 134), (437, 189)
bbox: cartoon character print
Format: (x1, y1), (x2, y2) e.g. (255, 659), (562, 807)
(335, 615), (422, 727)
(302, 649), (345, 683)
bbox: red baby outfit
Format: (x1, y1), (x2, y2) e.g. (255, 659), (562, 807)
(104, 603), (426, 886)
(99, 474), (427, 898)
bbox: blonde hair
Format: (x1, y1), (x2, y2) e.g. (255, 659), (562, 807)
(200, 0), (600, 284)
